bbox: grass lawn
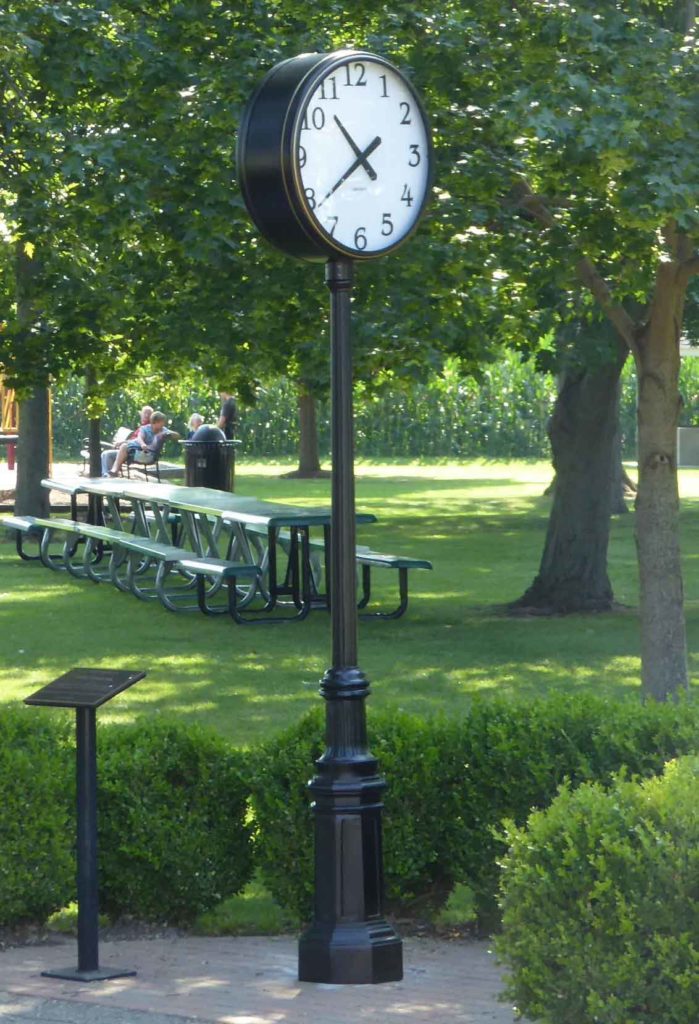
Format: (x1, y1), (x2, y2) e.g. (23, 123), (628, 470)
(2, 458), (699, 747)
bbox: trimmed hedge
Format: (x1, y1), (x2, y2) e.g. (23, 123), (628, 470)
(0, 711), (256, 928)
(5, 695), (699, 933)
(497, 757), (699, 1024)
(97, 719), (255, 924)
(0, 708), (74, 926)
(248, 695), (699, 927)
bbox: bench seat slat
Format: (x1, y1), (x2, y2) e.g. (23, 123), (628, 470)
(31, 518), (187, 561)
(24, 516), (263, 619)
(1, 515), (45, 561)
(356, 551), (433, 571)
(1, 515), (43, 535)
(32, 519), (260, 576)
(177, 557), (260, 580)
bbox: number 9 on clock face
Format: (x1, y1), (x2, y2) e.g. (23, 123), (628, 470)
(294, 57), (431, 257)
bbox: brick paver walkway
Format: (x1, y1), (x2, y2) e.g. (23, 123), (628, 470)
(0, 935), (521, 1023)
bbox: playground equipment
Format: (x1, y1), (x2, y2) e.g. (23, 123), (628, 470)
(0, 380), (53, 473)
(0, 380), (18, 469)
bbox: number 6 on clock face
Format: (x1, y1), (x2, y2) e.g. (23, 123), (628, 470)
(294, 57), (430, 256)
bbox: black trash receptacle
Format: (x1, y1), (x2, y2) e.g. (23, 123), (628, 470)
(183, 425), (236, 491)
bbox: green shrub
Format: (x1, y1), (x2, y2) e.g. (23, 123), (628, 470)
(371, 712), (463, 909)
(497, 756), (699, 1024)
(0, 708), (74, 926)
(249, 695), (699, 927)
(248, 708), (458, 921)
(97, 719), (254, 924)
(439, 693), (699, 928)
(247, 708), (323, 921)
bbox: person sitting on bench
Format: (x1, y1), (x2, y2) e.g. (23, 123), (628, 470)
(186, 412), (204, 439)
(128, 404), (153, 439)
(102, 411), (180, 477)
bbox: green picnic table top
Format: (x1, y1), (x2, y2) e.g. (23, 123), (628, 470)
(42, 477), (377, 528)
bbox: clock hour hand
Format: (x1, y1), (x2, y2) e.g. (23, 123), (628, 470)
(333, 116), (378, 180)
(317, 135), (382, 209)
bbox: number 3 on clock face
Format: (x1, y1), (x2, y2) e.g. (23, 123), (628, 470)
(294, 56), (431, 257)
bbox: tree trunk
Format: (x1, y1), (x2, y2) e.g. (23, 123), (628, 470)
(14, 387), (51, 516)
(84, 368), (103, 478)
(13, 244), (50, 516)
(282, 387), (331, 479)
(635, 266), (688, 699)
(512, 346), (627, 613)
(87, 416), (102, 477)
(86, 414), (104, 523)
(545, 420), (631, 511)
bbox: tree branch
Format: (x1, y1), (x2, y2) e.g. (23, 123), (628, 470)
(511, 177), (641, 354)
(662, 219), (696, 262)
(679, 255), (699, 285)
(511, 179), (557, 229)
(575, 257), (640, 353)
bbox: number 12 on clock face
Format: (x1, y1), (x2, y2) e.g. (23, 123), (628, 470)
(295, 57), (431, 257)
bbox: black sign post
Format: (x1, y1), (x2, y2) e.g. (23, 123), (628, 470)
(25, 668), (146, 982)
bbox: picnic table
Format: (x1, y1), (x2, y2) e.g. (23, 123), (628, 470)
(41, 476), (377, 619)
(8, 476), (431, 620)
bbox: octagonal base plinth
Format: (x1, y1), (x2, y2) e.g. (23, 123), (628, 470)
(41, 966), (136, 983)
(298, 919), (403, 984)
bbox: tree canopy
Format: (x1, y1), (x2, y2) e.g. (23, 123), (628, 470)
(2, 0), (698, 695)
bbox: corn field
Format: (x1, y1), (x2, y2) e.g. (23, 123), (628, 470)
(50, 355), (699, 463)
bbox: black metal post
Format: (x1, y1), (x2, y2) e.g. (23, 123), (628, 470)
(42, 706), (135, 982)
(297, 258), (403, 984)
(76, 706), (99, 973)
(87, 492), (104, 527)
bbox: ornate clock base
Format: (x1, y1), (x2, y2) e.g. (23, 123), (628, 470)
(296, 665), (403, 986)
(298, 919), (403, 984)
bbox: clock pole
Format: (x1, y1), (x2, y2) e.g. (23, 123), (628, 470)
(298, 258), (403, 985)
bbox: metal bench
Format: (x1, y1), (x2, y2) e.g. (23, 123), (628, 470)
(27, 517), (261, 622)
(1, 514), (44, 560)
(356, 550), (433, 619)
(244, 521), (432, 618)
(126, 508), (182, 545)
(80, 427), (131, 474)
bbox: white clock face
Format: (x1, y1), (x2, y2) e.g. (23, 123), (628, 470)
(294, 57), (430, 256)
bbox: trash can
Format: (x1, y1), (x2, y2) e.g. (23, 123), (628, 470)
(678, 427), (699, 468)
(183, 425), (236, 491)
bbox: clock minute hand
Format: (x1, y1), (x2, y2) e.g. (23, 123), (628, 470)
(333, 116), (378, 180)
(317, 136), (382, 209)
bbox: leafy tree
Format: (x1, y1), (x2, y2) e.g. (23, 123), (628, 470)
(494, 2), (699, 698)
(0, 2), (279, 503)
(355, 0), (699, 698)
(0, 3), (175, 507)
(4, 1), (697, 703)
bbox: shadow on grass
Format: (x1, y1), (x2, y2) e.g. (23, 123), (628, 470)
(3, 461), (698, 743)
(0, 552), (647, 746)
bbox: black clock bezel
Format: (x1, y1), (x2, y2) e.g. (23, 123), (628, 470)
(237, 50), (432, 263)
